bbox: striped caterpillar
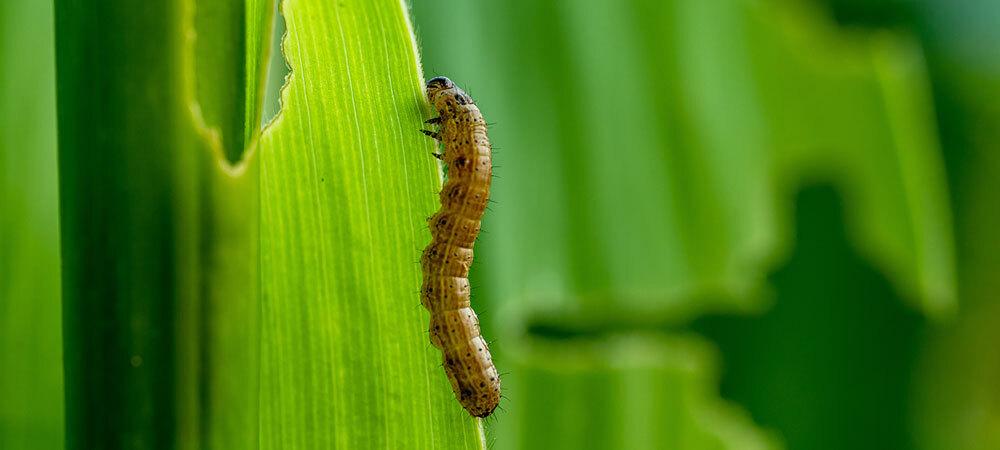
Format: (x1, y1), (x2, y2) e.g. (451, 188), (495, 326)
(420, 76), (500, 418)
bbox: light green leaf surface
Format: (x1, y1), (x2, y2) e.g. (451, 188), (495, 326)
(0, 1), (64, 449)
(258, 0), (483, 448)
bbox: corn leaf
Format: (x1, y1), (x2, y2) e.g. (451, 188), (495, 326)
(258, 0), (484, 447)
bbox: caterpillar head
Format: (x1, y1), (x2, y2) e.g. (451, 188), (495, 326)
(426, 76), (455, 97)
(427, 76), (471, 114)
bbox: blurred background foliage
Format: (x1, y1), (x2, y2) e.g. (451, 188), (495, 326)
(1, 0), (999, 449)
(0, 1), (63, 449)
(412, 0), (997, 449)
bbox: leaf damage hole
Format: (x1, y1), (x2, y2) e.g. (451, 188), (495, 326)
(261, 1), (291, 130)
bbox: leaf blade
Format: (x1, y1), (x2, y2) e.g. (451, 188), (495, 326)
(259, 0), (483, 447)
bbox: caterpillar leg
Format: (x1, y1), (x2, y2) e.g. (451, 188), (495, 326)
(421, 129), (441, 140)
(425, 117), (442, 125)
(431, 152), (444, 160)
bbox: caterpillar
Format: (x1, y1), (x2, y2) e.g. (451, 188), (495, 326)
(419, 76), (500, 418)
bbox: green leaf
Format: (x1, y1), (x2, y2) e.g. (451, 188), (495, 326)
(55, 0), (268, 447)
(258, 0), (484, 448)
(504, 334), (778, 450)
(0, 1), (64, 449)
(744, 1), (954, 317)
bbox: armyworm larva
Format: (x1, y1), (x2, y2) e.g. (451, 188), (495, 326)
(420, 76), (500, 418)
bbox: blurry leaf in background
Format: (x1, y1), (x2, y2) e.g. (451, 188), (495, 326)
(508, 334), (778, 450)
(694, 185), (924, 450)
(815, 0), (1000, 447)
(416, 0), (953, 328)
(0, 1), (64, 449)
(907, 1), (1000, 449)
(747, 2), (953, 317)
(257, 0), (484, 447)
(413, 0), (955, 448)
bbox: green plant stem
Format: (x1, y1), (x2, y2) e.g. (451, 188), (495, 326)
(55, 0), (267, 448)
